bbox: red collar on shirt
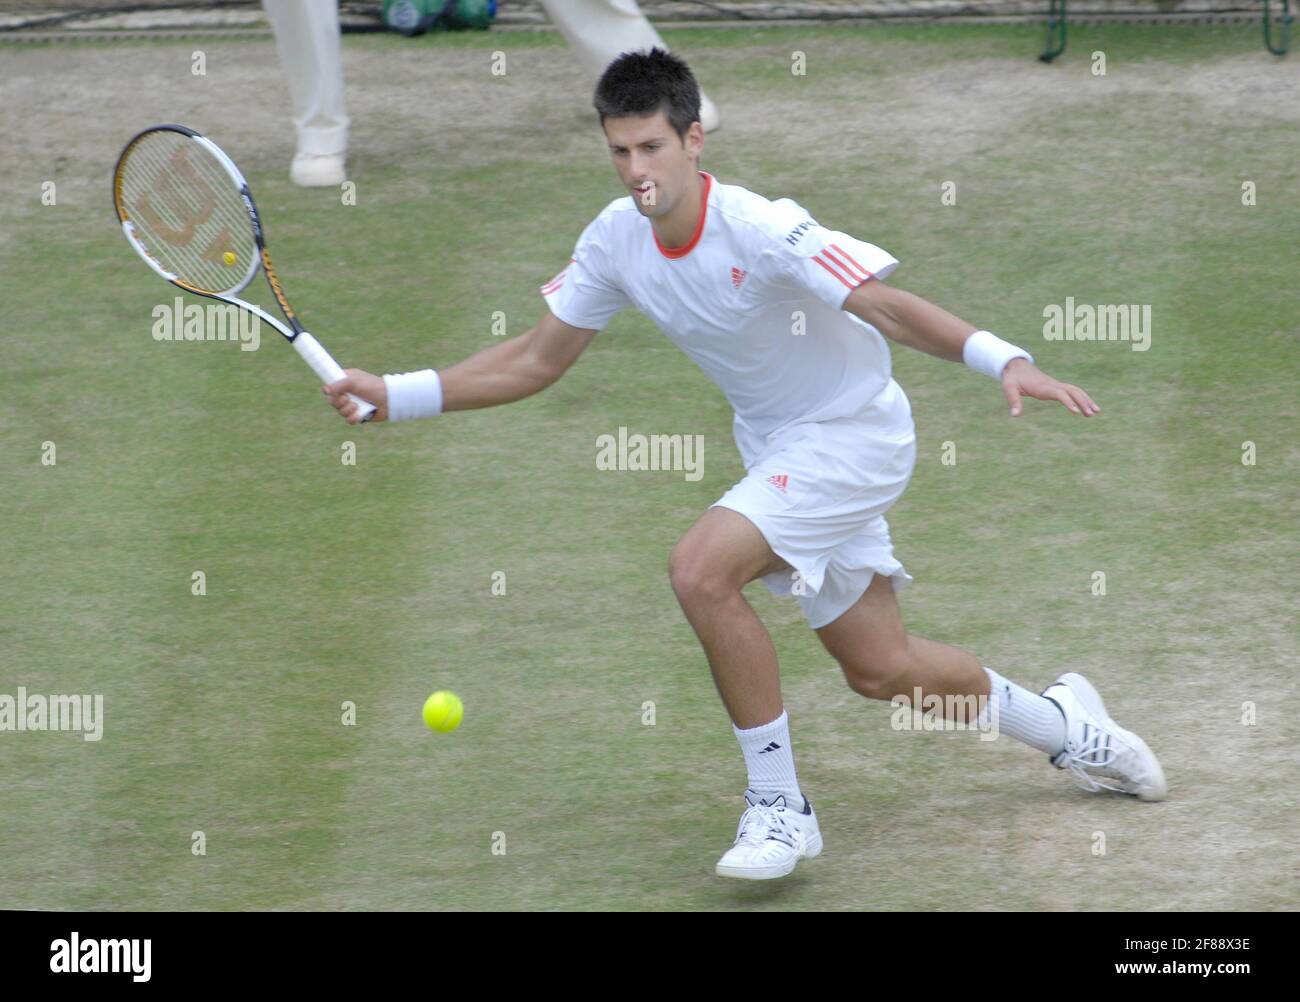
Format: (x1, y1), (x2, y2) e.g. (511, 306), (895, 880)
(653, 171), (712, 260)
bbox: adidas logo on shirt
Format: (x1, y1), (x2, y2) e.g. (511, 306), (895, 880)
(730, 266), (747, 290)
(767, 473), (789, 494)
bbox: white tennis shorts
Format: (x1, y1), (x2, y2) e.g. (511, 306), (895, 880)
(710, 379), (917, 629)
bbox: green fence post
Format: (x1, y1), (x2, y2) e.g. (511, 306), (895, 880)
(1041, 0), (1068, 62)
(1264, 0), (1292, 56)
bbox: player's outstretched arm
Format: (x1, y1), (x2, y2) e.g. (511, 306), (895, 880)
(322, 309), (597, 425)
(843, 279), (1099, 419)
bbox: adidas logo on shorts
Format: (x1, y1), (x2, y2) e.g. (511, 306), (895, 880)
(767, 473), (789, 494)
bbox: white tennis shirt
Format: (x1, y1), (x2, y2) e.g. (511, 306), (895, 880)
(541, 171), (908, 466)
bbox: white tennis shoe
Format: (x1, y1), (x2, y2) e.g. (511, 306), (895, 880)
(290, 152), (346, 187)
(715, 789), (822, 880)
(1041, 672), (1167, 802)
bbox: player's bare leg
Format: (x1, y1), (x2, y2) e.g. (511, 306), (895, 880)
(816, 574), (1166, 800)
(815, 572), (990, 723)
(668, 506), (791, 729)
(669, 506), (824, 879)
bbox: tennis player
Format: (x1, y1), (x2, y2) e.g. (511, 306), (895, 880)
(325, 48), (1167, 880)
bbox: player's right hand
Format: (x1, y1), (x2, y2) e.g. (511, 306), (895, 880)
(324, 369), (388, 424)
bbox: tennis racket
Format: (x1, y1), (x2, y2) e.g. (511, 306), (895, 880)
(113, 124), (375, 422)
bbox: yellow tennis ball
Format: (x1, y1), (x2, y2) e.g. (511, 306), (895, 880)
(222, 250), (236, 266)
(422, 690), (463, 733)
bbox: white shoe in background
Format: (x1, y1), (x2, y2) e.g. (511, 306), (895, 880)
(700, 93), (721, 133)
(291, 152), (346, 187)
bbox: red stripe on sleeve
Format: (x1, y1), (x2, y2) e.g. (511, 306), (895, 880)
(826, 243), (873, 282)
(812, 253), (857, 289)
(540, 258), (576, 295)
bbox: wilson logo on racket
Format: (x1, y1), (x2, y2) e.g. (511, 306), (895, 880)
(135, 149), (217, 247)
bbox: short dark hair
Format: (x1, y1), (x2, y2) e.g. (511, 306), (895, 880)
(593, 47), (701, 141)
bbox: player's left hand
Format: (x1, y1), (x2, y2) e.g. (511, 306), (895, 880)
(1000, 358), (1099, 418)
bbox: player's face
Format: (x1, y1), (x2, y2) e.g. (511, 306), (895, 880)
(603, 111), (703, 218)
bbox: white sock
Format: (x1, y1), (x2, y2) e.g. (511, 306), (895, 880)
(982, 667), (1067, 755)
(733, 710), (805, 810)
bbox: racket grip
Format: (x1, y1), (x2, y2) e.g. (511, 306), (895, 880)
(294, 331), (377, 423)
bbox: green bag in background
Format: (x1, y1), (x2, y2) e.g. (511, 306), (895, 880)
(382, 0), (497, 36)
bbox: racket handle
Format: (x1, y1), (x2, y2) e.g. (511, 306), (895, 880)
(294, 331), (377, 423)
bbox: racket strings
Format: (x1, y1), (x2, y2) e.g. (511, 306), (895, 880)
(118, 131), (257, 295)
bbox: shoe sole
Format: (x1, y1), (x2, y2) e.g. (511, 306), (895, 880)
(1056, 672), (1168, 802)
(291, 174), (346, 187)
(715, 831), (823, 880)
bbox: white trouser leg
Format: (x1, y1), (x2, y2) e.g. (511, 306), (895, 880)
(538, 0), (719, 129)
(262, 0), (349, 156)
(539, 0), (667, 79)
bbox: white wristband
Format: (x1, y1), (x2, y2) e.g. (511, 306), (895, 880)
(382, 369), (443, 421)
(962, 330), (1033, 380)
